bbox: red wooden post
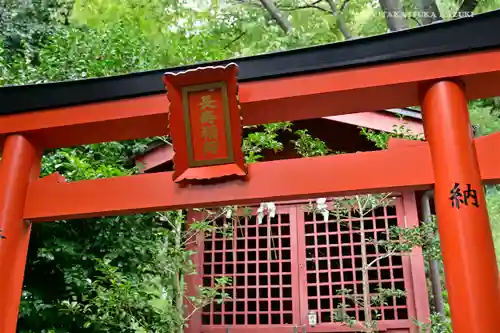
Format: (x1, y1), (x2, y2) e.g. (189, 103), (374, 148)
(0, 135), (41, 333)
(421, 80), (500, 333)
(400, 191), (430, 333)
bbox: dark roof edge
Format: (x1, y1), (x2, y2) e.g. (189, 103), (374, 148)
(1, 10), (500, 115)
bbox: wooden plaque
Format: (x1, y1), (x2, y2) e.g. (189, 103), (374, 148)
(163, 63), (246, 183)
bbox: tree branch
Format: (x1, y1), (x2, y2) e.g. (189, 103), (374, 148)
(282, 0), (330, 13)
(280, 0), (353, 40)
(414, 0), (442, 25)
(223, 31), (246, 49)
(378, 0), (409, 31)
(454, 0), (478, 18)
(283, 3), (330, 13)
(258, 0), (293, 34)
(230, 0), (262, 8)
(339, 0), (350, 12)
(365, 249), (398, 270)
(357, 198), (373, 330)
(324, 0), (352, 39)
(408, 16), (422, 26)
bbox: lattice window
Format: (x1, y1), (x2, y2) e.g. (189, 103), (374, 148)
(202, 208), (296, 326)
(200, 199), (416, 330)
(303, 203), (409, 326)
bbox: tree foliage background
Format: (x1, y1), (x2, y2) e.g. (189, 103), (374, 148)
(1, 0), (500, 331)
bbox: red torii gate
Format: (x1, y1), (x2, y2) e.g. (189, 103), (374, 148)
(1, 11), (500, 333)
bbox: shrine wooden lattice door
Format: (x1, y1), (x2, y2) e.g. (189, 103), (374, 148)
(198, 192), (429, 333)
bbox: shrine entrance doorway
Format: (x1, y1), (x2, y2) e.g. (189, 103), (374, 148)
(198, 194), (429, 333)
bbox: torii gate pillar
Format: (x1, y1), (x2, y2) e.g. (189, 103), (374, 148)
(0, 135), (41, 333)
(422, 80), (500, 333)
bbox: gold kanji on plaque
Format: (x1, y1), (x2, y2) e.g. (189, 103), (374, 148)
(199, 94), (220, 156)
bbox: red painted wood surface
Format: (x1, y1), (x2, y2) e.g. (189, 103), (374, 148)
(164, 64), (246, 182)
(23, 132), (500, 222)
(398, 192), (430, 333)
(0, 49), (500, 148)
(0, 135), (41, 332)
(135, 144), (174, 172)
(421, 80), (500, 333)
(198, 196), (426, 332)
(186, 90), (230, 162)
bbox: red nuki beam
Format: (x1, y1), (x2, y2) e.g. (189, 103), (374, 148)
(23, 132), (500, 222)
(421, 80), (500, 333)
(0, 135), (41, 333)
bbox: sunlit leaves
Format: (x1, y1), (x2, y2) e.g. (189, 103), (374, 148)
(291, 129), (331, 157)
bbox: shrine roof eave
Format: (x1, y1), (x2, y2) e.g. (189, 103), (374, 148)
(1, 10), (500, 115)
(384, 108), (422, 120)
